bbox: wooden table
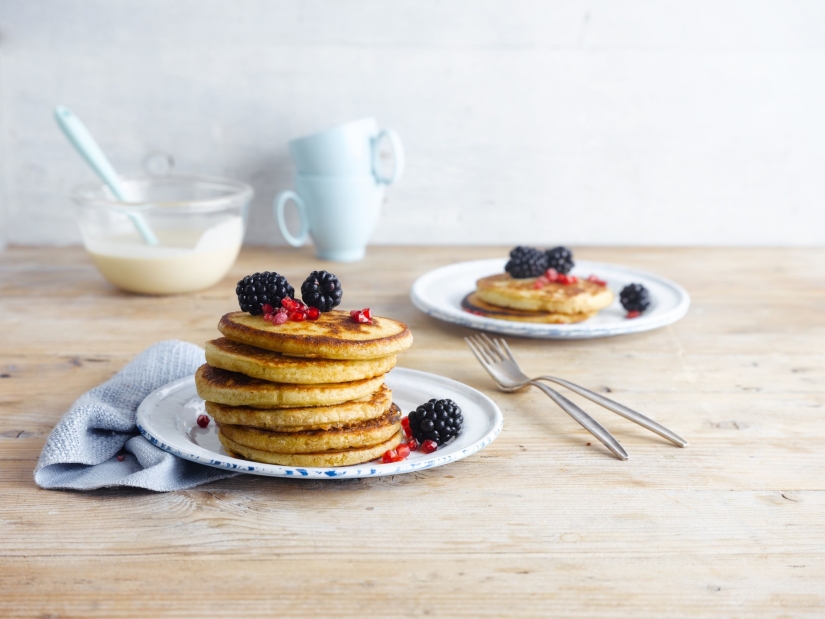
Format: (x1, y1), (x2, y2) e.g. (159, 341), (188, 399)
(1, 246), (823, 618)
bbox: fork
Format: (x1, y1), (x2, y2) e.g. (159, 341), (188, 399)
(466, 334), (688, 457)
(472, 334), (688, 449)
(466, 335), (628, 460)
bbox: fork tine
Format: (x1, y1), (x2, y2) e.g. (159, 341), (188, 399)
(488, 335), (510, 360)
(499, 339), (517, 363)
(465, 336), (494, 366)
(477, 332), (497, 355)
(469, 334), (497, 363)
(478, 333), (505, 361)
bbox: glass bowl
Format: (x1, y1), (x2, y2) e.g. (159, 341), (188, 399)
(72, 175), (253, 295)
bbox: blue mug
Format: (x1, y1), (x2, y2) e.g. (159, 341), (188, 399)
(275, 174), (386, 262)
(288, 118), (404, 184)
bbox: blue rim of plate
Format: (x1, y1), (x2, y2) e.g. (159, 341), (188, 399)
(410, 258), (690, 339)
(136, 368), (503, 479)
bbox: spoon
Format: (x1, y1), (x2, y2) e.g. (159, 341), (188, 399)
(54, 106), (159, 246)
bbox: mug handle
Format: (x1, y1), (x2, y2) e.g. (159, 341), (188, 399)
(372, 129), (405, 185)
(274, 190), (310, 247)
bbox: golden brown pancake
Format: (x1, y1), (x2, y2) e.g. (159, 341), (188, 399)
(195, 364), (384, 408)
(205, 337), (396, 384)
(205, 384), (393, 432)
(217, 404), (402, 454)
(461, 292), (598, 324)
(218, 310), (413, 360)
(219, 430), (403, 467)
(476, 273), (614, 314)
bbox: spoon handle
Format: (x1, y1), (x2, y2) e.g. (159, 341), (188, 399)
(54, 106), (158, 245)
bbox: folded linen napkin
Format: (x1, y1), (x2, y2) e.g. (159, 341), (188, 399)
(35, 340), (237, 491)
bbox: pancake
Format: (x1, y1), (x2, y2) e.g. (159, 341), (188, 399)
(476, 273), (614, 314)
(195, 364), (384, 408)
(217, 404), (402, 454)
(219, 430), (403, 467)
(461, 292), (597, 324)
(205, 337), (396, 384)
(218, 310), (413, 360)
(205, 384), (393, 432)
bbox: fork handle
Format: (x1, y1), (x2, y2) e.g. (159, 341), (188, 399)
(528, 381), (628, 461)
(537, 376), (688, 448)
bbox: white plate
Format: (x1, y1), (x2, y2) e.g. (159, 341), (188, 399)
(136, 367), (503, 479)
(411, 259), (689, 339)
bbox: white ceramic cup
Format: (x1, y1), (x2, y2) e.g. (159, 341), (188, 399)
(275, 174), (385, 262)
(288, 118), (404, 184)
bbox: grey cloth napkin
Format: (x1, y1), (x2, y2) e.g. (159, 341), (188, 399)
(34, 340), (237, 492)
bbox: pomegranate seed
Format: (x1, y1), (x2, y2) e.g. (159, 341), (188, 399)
(273, 311), (288, 324)
(289, 311), (305, 322)
(382, 449), (397, 464)
(401, 416), (410, 428)
(533, 276), (549, 289)
(116, 454), (126, 461)
(396, 444), (411, 459)
(558, 274), (578, 285)
(586, 275), (607, 287)
(407, 438), (419, 451)
(422, 439), (438, 454)
(261, 304), (274, 314)
(263, 313), (274, 322)
(351, 308), (372, 323)
(403, 425), (412, 438)
(281, 297), (297, 310)
(197, 414), (210, 428)
(307, 307), (320, 320)
(545, 268), (560, 282)
(626, 310), (641, 319)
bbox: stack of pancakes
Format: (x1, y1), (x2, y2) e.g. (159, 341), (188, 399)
(195, 310), (413, 466)
(463, 273), (614, 323)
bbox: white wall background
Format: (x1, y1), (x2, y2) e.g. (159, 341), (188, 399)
(1, 0), (824, 247)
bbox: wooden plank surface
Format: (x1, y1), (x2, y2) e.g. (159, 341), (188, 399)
(1, 246), (824, 618)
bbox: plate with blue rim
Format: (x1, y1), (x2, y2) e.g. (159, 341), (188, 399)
(137, 367), (503, 479)
(410, 258), (690, 340)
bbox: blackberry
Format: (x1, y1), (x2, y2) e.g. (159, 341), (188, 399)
(300, 270), (343, 312)
(235, 272), (294, 315)
(620, 283), (651, 312)
(505, 246), (548, 279)
(545, 246), (574, 274)
(408, 399), (463, 446)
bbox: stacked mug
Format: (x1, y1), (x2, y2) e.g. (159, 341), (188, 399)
(275, 118), (404, 262)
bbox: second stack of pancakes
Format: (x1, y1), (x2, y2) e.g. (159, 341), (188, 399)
(195, 310), (413, 467)
(464, 273), (614, 323)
